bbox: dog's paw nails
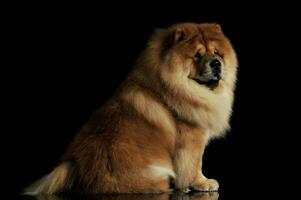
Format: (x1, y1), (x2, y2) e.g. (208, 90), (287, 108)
(182, 187), (191, 193)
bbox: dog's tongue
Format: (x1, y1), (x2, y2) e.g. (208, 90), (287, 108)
(207, 75), (220, 83)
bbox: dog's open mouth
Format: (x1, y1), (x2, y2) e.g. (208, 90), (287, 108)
(192, 78), (220, 89)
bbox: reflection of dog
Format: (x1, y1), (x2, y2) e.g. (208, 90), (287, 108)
(25, 23), (238, 194)
(35, 192), (219, 200)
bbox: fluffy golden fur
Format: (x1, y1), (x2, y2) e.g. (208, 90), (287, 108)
(24, 22), (238, 195)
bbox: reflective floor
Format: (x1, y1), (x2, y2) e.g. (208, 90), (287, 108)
(19, 192), (219, 200)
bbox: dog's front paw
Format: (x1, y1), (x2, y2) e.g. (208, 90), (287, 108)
(191, 179), (219, 192)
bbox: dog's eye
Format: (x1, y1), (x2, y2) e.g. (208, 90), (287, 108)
(194, 52), (202, 61)
(214, 49), (223, 58)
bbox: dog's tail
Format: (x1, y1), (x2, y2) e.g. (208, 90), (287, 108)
(23, 161), (76, 195)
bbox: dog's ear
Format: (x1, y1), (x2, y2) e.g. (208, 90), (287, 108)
(173, 28), (185, 43)
(152, 26), (186, 57)
(214, 23), (222, 33)
(161, 27), (186, 50)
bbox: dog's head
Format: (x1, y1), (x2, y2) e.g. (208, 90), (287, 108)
(147, 23), (238, 92)
(129, 23), (238, 131)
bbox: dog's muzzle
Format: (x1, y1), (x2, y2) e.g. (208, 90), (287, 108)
(193, 57), (224, 86)
(207, 58), (222, 80)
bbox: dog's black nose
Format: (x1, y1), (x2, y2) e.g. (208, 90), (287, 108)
(209, 59), (222, 76)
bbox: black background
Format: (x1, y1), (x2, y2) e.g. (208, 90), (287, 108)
(4, 2), (300, 200)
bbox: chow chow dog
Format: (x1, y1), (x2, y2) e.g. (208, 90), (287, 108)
(25, 22), (238, 195)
